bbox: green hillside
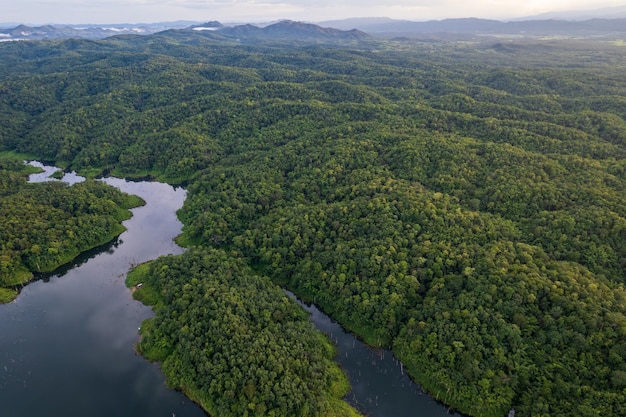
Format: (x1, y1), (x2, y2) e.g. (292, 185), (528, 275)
(2, 33), (626, 416)
(0, 155), (143, 302)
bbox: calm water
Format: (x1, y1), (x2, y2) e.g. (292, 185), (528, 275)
(26, 160), (85, 185)
(291, 293), (461, 417)
(1, 163), (460, 417)
(1, 172), (206, 417)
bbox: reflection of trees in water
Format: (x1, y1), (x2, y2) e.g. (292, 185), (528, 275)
(1, 168), (207, 417)
(31, 237), (122, 284)
(287, 290), (462, 417)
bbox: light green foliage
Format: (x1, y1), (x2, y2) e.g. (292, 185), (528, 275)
(0, 287), (18, 303)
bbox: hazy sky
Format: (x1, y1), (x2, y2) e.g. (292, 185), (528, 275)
(3, 0), (626, 25)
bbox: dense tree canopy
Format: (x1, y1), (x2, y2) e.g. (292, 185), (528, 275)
(127, 250), (360, 417)
(0, 155), (143, 302)
(2, 33), (626, 416)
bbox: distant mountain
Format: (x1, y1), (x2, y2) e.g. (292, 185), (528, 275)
(0, 22), (21, 29)
(319, 17), (626, 38)
(189, 21), (224, 31)
(321, 17), (504, 33)
(0, 20), (370, 43)
(0, 22), (194, 41)
(217, 20), (370, 42)
(4, 16), (626, 42)
(518, 5), (626, 21)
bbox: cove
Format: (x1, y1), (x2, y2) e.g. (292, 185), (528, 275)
(290, 292), (462, 417)
(1, 163), (460, 417)
(0, 168), (206, 417)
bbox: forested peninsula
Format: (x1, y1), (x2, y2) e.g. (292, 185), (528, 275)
(127, 250), (360, 417)
(0, 155), (143, 302)
(2, 31), (626, 416)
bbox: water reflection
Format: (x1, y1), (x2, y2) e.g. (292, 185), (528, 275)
(34, 238), (122, 284)
(5, 161), (464, 417)
(26, 160), (85, 185)
(288, 291), (463, 417)
(0, 164), (206, 417)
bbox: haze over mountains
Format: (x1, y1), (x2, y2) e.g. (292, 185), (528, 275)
(519, 5), (626, 20)
(2, 5), (626, 42)
(320, 17), (626, 37)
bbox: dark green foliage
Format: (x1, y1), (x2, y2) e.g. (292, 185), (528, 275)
(129, 250), (360, 417)
(3, 34), (626, 416)
(0, 158), (143, 291)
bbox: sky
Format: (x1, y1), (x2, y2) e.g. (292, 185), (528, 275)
(3, 0), (626, 25)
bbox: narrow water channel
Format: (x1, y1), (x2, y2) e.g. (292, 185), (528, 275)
(0, 166), (206, 417)
(1, 163), (461, 417)
(290, 292), (461, 417)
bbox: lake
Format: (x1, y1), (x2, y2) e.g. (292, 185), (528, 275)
(0, 173), (205, 417)
(0, 164), (460, 417)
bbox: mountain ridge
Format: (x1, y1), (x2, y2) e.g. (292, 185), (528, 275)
(3, 17), (626, 42)
(518, 5), (626, 21)
(319, 16), (626, 38)
(219, 20), (370, 41)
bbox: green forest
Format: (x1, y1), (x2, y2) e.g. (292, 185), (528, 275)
(127, 250), (360, 417)
(1, 31), (626, 416)
(0, 154), (144, 302)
